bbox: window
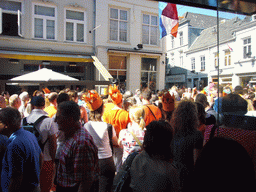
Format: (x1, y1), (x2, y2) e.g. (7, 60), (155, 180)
(142, 14), (158, 45)
(0, 1), (22, 36)
(243, 37), (251, 59)
(191, 57), (195, 70)
(141, 58), (157, 90)
(171, 57), (175, 67)
(201, 56), (205, 71)
(180, 56), (183, 67)
(214, 53), (218, 68)
(109, 8), (128, 42)
(171, 36), (175, 48)
(65, 10), (86, 42)
(33, 4), (56, 40)
(224, 50), (231, 66)
(179, 31), (183, 46)
(109, 55), (127, 88)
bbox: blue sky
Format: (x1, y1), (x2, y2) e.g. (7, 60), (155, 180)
(177, 4), (246, 20)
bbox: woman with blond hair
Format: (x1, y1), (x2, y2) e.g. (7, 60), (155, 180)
(118, 105), (145, 163)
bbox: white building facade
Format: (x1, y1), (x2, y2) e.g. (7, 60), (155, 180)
(0, 0), (165, 94)
(95, 0), (165, 93)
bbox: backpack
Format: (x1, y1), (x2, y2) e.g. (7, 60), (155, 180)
(22, 115), (49, 151)
(112, 151), (139, 192)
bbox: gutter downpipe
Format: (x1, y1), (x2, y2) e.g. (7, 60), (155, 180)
(92, 0), (101, 81)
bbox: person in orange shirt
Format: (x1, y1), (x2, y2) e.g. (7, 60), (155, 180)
(102, 84), (130, 172)
(44, 92), (58, 118)
(141, 88), (162, 127)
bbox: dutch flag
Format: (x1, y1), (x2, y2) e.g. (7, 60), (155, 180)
(159, 2), (179, 39)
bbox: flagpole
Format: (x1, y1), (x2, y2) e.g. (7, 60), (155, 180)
(217, 0), (220, 136)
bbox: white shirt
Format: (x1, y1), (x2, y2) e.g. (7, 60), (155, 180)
(84, 121), (116, 159)
(22, 109), (58, 161)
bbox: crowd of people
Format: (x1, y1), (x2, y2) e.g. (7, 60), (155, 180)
(0, 82), (256, 192)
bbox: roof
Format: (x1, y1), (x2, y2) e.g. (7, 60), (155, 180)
(186, 17), (250, 53)
(179, 12), (222, 29)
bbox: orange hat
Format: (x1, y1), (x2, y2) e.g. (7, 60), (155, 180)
(43, 87), (51, 94)
(84, 90), (103, 111)
(162, 91), (175, 112)
(109, 84), (122, 105)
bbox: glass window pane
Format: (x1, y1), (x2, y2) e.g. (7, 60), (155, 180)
(143, 14), (150, 24)
(0, 1), (21, 11)
(66, 22), (73, 41)
(110, 8), (118, 19)
(244, 39), (247, 45)
(120, 10), (127, 20)
(248, 45), (251, 53)
(46, 20), (55, 39)
(142, 25), (149, 35)
(109, 56), (127, 69)
(120, 21), (127, 31)
(110, 30), (118, 41)
(143, 35), (149, 44)
(150, 35), (157, 45)
(248, 38), (251, 44)
(151, 16), (157, 25)
(141, 72), (148, 84)
(243, 46), (247, 58)
(151, 26), (157, 36)
(34, 18), (43, 38)
(77, 24), (84, 42)
(35, 5), (55, 17)
(120, 31), (127, 41)
(110, 20), (118, 30)
(66, 10), (84, 21)
(141, 58), (157, 71)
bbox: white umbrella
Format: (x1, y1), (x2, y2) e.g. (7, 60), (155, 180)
(9, 68), (79, 82)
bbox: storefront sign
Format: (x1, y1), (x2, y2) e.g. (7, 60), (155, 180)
(166, 74), (185, 83)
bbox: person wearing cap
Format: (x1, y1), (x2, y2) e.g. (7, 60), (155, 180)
(84, 90), (117, 192)
(141, 88), (162, 127)
(22, 96), (58, 192)
(44, 92), (58, 118)
(102, 84), (130, 172)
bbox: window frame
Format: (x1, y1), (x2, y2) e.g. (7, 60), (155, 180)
(191, 57), (195, 70)
(109, 7), (128, 42)
(200, 56), (205, 71)
(179, 31), (183, 46)
(64, 8), (87, 43)
(243, 37), (252, 59)
(108, 55), (127, 82)
(171, 36), (175, 48)
(141, 57), (157, 91)
(224, 50), (231, 66)
(214, 52), (218, 68)
(180, 56), (183, 67)
(142, 13), (158, 46)
(0, 1), (23, 37)
(32, 3), (57, 40)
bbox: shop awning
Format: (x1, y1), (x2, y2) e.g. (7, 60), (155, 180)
(92, 56), (113, 81)
(0, 50), (93, 62)
(0, 50), (113, 81)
